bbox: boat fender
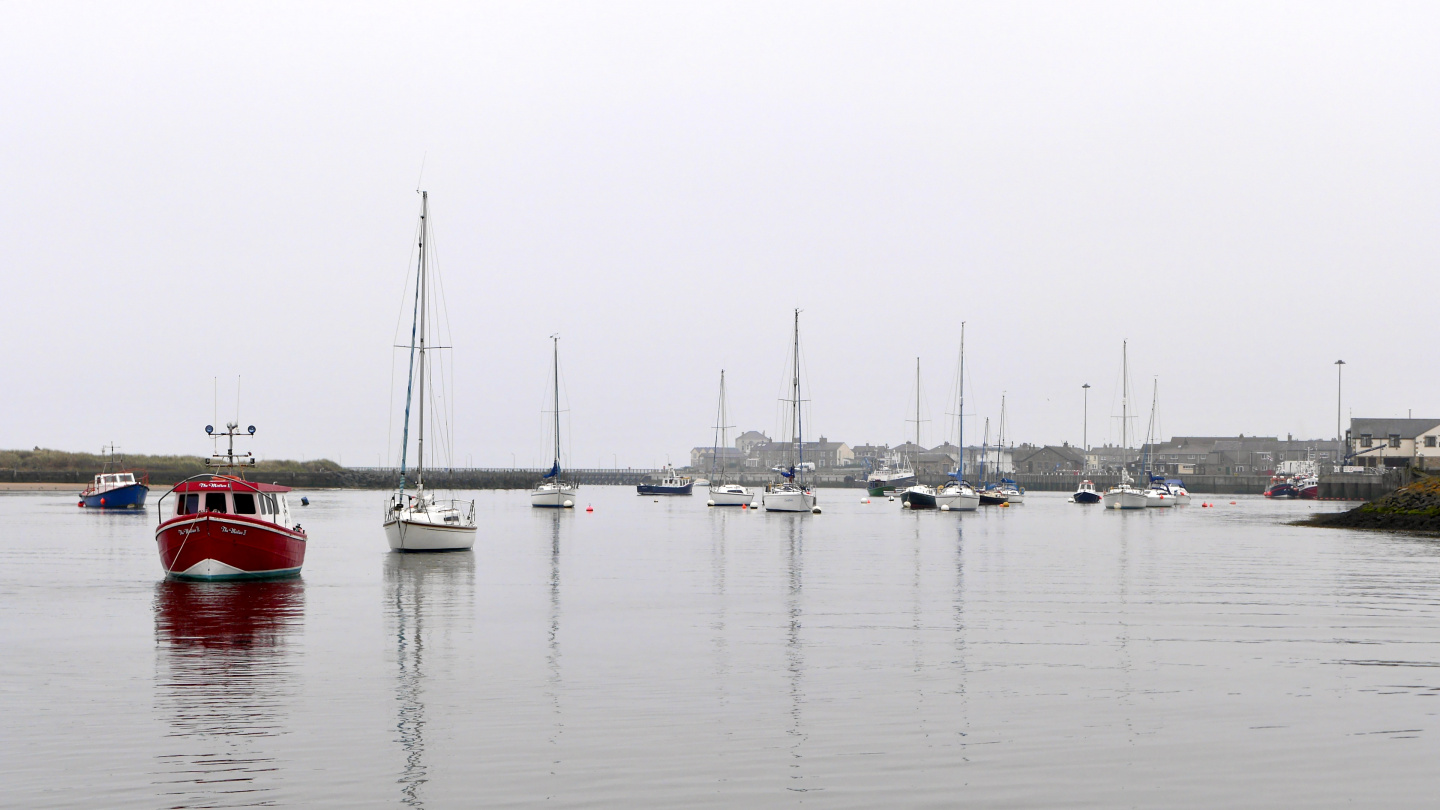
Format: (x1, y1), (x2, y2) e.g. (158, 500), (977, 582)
(940, 504), (950, 511)
(99, 497), (105, 507)
(707, 500), (715, 507)
(902, 500), (911, 508)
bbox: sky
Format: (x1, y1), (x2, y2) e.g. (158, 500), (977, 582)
(3, 2), (1437, 468)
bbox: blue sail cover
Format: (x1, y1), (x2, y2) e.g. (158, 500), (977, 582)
(543, 461), (561, 479)
(781, 466), (795, 479)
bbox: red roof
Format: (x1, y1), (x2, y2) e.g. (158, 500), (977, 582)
(170, 476), (292, 493)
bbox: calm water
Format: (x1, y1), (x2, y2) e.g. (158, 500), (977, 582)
(3, 488), (1440, 808)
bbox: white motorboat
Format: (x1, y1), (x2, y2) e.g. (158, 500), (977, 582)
(706, 370), (752, 507)
(762, 310), (818, 515)
(382, 191), (476, 551)
(532, 335), (578, 509)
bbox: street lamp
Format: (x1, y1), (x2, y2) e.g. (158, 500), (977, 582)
(1082, 383), (1091, 471)
(1335, 360), (1346, 469)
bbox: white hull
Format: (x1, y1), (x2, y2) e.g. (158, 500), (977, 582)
(1144, 491), (1176, 508)
(385, 516), (477, 551)
(1106, 490), (1148, 510)
(762, 489), (817, 512)
(708, 486), (752, 506)
(1003, 491), (1024, 504)
(936, 491), (980, 511)
(531, 485), (578, 508)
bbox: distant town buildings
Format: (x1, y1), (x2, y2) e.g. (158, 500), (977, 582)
(686, 419), (1440, 477)
(1346, 418), (1440, 470)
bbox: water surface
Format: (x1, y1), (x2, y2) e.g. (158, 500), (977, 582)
(3, 489), (1439, 807)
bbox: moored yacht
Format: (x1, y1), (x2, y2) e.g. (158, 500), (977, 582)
(1105, 342), (1148, 511)
(155, 423), (306, 580)
(382, 191), (477, 552)
(706, 370), (753, 506)
(532, 335), (579, 509)
(762, 310), (818, 514)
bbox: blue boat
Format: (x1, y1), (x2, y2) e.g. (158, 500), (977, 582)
(79, 470), (149, 509)
(637, 464), (694, 496)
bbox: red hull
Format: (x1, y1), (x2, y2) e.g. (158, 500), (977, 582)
(155, 513), (306, 580)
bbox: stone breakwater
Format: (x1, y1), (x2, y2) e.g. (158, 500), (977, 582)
(1303, 475), (1440, 532)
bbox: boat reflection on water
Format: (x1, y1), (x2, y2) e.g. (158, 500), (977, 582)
(152, 578), (305, 808)
(385, 549), (476, 808)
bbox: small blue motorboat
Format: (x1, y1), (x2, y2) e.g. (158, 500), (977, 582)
(79, 470), (149, 509)
(637, 464), (694, 496)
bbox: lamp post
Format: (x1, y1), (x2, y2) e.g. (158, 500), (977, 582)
(1335, 360), (1346, 470)
(1082, 383), (1091, 471)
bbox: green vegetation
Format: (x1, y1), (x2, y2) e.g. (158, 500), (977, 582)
(0, 447), (342, 475)
(1306, 474), (1440, 532)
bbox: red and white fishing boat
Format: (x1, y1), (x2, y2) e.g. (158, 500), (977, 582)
(154, 422), (306, 580)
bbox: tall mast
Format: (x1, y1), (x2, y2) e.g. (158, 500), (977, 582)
(998, 394), (1006, 477)
(792, 309), (803, 484)
(397, 193), (425, 495)
(551, 335), (561, 471)
(711, 370), (727, 482)
(915, 358), (922, 450)
(416, 191), (428, 490)
(958, 323), (965, 476)
(1121, 339), (1129, 452)
(1145, 378), (1158, 475)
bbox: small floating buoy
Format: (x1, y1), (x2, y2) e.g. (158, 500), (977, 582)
(888, 496), (895, 502)
(811, 506), (822, 514)
(707, 500), (715, 507)
(77, 501), (84, 507)
(301, 496), (310, 506)
(653, 499), (659, 503)
(940, 504), (950, 512)
(585, 504), (593, 512)
(750, 501), (760, 509)
(564, 499), (574, 508)
(99, 497), (105, 507)
(1001, 502), (1010, 508)
(741, 503), (748, 510)
(1229, 501), (1237, 505)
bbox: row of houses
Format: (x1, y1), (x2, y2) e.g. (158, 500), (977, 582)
(690, 418), (1440, 477)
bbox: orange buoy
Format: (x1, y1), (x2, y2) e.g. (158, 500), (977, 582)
(1230, 501), (1237, 505)
(741, 503), (747, 510)
(585, 504), (593, 512)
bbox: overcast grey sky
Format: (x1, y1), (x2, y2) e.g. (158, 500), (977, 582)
(3, 2), (1437, 467)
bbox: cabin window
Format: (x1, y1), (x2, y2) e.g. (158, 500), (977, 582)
(233, 493), (257, 514)
(178, 493), (199, 515)
(259, 494), (272, 515)
(204, 492), (228, 513)
(1389, 434), (1402, 448)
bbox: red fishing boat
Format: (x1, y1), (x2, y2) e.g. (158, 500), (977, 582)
(154, 422), (306, 580)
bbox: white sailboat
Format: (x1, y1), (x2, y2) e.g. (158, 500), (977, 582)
(936, 324), (979, 511)
(383, 191), (478, 551)
(531, 335), (578, 508)
(707, 370), (751, 506)
(762, 310), (819, 514)
(1141, 378), (1179, 508)
(1105, 340), (1148, 511)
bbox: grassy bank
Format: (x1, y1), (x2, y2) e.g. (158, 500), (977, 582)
(0, 447), (341, 477)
